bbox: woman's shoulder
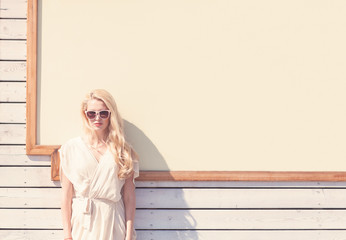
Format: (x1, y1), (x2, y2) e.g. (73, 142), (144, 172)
(61, 136), (82, 148)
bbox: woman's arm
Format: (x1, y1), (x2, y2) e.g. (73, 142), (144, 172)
(123, 173), (136, 240)
(61, 169), (74, 239)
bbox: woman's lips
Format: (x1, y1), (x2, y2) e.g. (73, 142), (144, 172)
(94, 123), (102, 127)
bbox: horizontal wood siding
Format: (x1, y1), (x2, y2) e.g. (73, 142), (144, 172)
(0, 19), (26, 39)
(1, 1), (346, 240)
(0, 41), (27, 60)
(0, 62), (26, 81)
(2, 209), (346, 230)
(0, 103), (26, 123)
(0, 0), (27, 18)
(1, 230), (346, 240)
(2, 188), (346, 209)
(0, 82), (26, 102)
(0, 125), (26, 144)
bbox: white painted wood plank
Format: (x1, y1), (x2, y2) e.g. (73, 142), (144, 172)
(1, 230), (346, 240)
(0, 41), (26, 60)
(0, 19), (26, 39)
(0, 82), (26, 102)
(0, 61), (26, 81)
(1, 209), (346, 230)
(0, 0), (27, 18)
(0, 167), (58, 187)
(137, 230), (346, 240)
(0, 145), (26, 154)
(136, 188), (346, 209)
(0, 124), (26, 144)
(0, 230), (62, 240)
(0, 209), (61, 229)
(136, 210), (346, 230)
(136, 181), (346, 188)
(0, 188), (60, 208)
(0, 103), (25, 123)
(3, 188), (346, 209)
(0, 154), (49, 165)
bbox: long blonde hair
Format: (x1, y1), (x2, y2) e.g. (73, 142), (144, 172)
(81, 89), (138, 179)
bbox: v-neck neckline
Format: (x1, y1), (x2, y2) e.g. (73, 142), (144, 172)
(80, 136), (109, 164)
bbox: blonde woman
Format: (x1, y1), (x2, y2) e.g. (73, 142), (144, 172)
(59, 89), (139, 240)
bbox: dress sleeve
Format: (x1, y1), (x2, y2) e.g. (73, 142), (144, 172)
(59, 142), (76, 185)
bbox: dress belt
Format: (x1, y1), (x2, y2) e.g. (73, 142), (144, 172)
(75, 197), (118, 230)
(81, 197), (93, 230)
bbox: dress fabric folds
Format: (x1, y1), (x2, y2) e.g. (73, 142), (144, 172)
(59, 137), (139, 240)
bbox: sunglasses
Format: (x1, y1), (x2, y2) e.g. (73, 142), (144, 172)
(85, 110), (111, 120)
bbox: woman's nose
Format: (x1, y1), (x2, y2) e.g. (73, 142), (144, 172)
(95, 113), (102, 120)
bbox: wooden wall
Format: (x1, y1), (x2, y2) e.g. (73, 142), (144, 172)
(1, 1), (346, 239)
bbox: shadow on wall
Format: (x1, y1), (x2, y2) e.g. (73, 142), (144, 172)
(124, 120), (198, 239)
(124, 120), (168, 171)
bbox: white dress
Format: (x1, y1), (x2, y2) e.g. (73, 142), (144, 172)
(59, 136), (139, 240)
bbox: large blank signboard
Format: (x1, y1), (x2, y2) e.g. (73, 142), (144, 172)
(27, 0), (346, 181)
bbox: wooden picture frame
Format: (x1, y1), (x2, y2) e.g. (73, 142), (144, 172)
(26, 0), (346, 182)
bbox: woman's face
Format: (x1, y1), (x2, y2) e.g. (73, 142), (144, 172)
(86, 99), (110, 133)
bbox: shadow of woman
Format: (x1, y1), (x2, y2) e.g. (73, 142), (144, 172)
(124, 120), (168, 171)
(124, 120), (199, 240)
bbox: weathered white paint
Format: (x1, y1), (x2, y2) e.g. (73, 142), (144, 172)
(0, 61), (26, 81)
(0, 0), (27, 18)
(0, 145), (26, 154)
(1, 230), (346, 240)
(0, 167), (57, 187)
(0, 103), (26, 123)
(0, 230), (62, 240)
(136, 188), (346, 209)
(0, 124), (26, 144)
(137, 230), (346, 240)
(1, 209), (346, 230)
(0, 188), (59, 208)
(0, 82), (26, 102)
(0, 154), (49, 165)
(2, 187), (346, 209)
(0, 41), (26, 60)
(0, 19), (26, 39)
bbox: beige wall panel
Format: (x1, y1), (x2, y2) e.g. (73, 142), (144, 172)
(0, 82), (26, 102)
(0, 103), (26, 123)
(0, 62), (26, 81)
(38, 0), (346, 171)
(0, 19), (26, 39)
(0, 41), (26, 60)
(0, 0), (27, 18)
